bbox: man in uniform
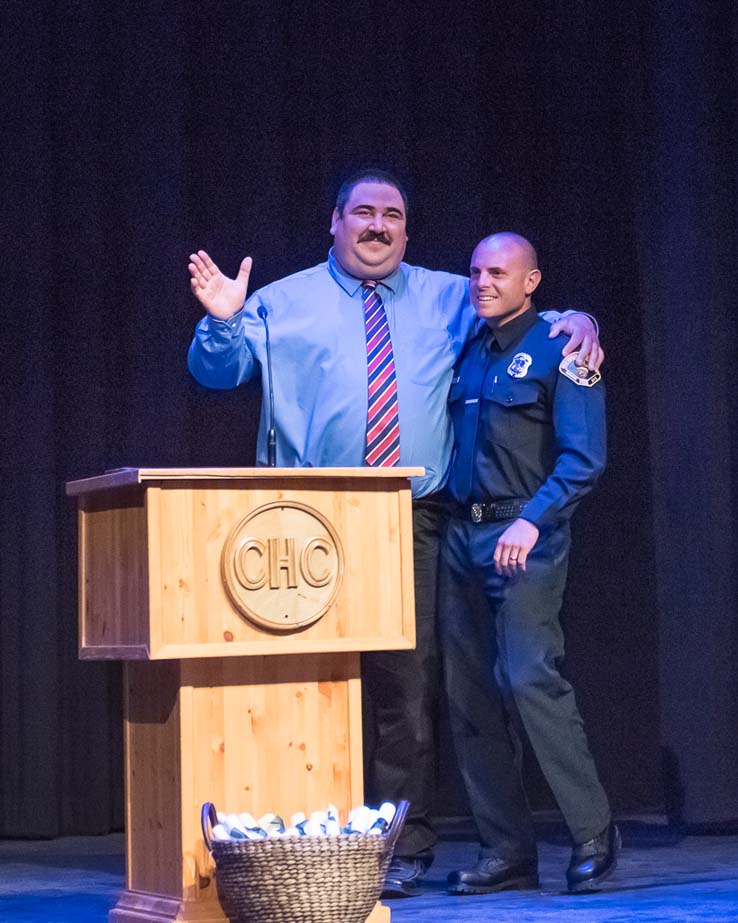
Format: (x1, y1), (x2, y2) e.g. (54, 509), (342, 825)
(187, 174), (603, 897)
(441, 232), (618, 895)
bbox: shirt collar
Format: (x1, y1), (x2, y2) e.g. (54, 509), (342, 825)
(327, 248), (404, 297)
(477, 305), (538, 351)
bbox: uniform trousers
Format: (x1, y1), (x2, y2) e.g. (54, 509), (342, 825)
(439, 517), (610, 861)
(362, 497), (445, 858)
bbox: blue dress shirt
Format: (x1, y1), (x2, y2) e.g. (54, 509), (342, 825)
(188, 250), (564, 498)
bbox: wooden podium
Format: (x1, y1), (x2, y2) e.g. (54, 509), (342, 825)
(66, 467), (422, 923)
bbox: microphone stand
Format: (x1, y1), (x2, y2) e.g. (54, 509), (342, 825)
(257, 306), (277, 467)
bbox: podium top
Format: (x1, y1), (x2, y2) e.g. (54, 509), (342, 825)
(66, 466), (426, 496)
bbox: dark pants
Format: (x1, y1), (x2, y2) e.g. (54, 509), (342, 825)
(362, 497), (444, 858)
(439, 517), (611, 861)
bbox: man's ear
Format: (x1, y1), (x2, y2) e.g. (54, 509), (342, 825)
(330, 207), (340, 236)
(525, 268), (542, 295)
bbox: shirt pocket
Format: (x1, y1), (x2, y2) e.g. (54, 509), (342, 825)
(407, 327), (453, 386)
(482, 379), (542, 449)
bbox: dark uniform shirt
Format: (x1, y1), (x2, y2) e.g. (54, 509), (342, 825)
(446, 306), (606, 528)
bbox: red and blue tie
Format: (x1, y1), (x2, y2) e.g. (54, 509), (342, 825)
(362, 282), (400, 467)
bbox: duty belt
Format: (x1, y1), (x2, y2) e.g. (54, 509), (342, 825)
(453, 499), (529, 523)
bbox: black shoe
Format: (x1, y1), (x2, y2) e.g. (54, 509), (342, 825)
(381, 852), (433, 899)
(567, 823), (621, 893)
(448, 856), (539, 895)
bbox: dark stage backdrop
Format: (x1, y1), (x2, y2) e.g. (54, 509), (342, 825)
(2, 1), (736, 837)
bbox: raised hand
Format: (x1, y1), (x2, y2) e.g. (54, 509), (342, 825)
(188, 250), (253, 320)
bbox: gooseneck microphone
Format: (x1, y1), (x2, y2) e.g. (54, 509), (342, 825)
(257, 305), (277, 467)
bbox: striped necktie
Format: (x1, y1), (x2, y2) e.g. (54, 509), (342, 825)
(362, 281), (400, 467)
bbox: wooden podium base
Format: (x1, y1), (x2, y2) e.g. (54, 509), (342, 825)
(117, 654), (392, 923)
(110, 891), (225, 923)
(110, 892), (389, 923)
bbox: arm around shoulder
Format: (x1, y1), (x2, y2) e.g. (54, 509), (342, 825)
(541, 309), (603, 371)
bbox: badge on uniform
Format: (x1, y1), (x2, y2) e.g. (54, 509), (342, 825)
(558, 355), (602, 387)
(507, 352), (532, 378)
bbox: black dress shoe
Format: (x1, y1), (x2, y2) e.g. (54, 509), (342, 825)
(381, 851), (433, 899)
(567, 822), (621, 893)
(448, 856), (539, 895)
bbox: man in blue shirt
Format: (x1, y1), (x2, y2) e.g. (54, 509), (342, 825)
(441, 233), (618, 896)
(187, 171), (602, 897)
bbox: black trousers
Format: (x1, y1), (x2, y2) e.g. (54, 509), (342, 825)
(439, 518), (611, 860)
(362, 497), (445, 858)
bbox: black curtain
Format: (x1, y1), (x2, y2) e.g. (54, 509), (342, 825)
(635, 2), (738, 824)
(2, 0), (736, 836)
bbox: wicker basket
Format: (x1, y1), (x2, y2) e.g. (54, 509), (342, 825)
(201, 799), (409, 923)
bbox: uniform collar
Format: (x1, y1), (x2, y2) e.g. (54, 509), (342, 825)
(478, 305), (538, 351)
(327, 248), (404, 297)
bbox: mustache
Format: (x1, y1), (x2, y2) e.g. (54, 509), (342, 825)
(358, 230), (391, 245)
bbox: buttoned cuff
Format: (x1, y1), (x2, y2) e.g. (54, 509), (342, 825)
(518, 497), (552, 529)
(204, 307), (245, 337)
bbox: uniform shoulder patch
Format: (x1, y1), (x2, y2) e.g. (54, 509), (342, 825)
(558, 355), (602, 387)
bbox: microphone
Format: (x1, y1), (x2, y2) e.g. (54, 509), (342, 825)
(257, 305), (277, 467)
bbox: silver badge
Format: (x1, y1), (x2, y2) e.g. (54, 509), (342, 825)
(507, 352), (532, 379)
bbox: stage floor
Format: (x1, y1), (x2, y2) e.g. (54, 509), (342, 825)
(2, 820), (738, 923)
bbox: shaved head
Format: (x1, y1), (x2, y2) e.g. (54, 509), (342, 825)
(476, 232), (538, 271)
(469, 232), (542, 326)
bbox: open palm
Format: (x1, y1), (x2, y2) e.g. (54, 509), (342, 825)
(188, 250), (253, 320)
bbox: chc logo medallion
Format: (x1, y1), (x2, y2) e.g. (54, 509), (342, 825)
(221, 502), (344, 630)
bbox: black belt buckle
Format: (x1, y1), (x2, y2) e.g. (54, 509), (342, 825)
(467, 499), (527, 523)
